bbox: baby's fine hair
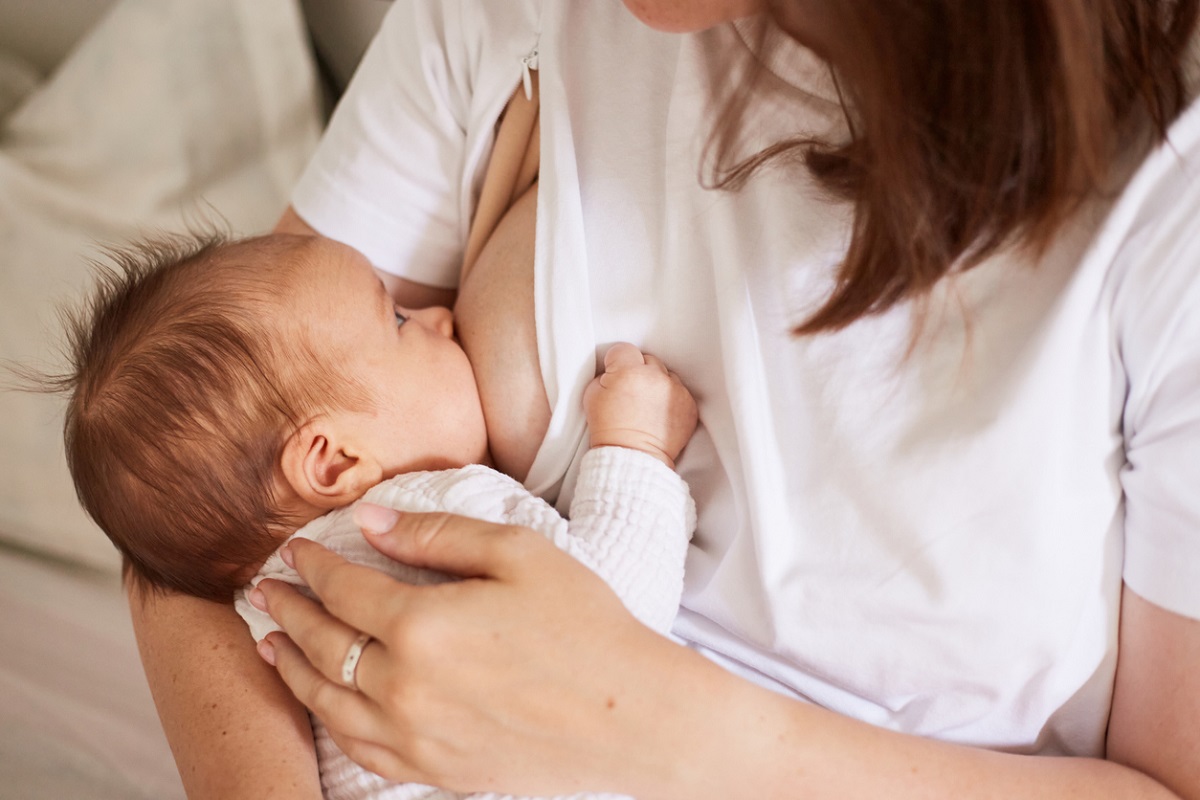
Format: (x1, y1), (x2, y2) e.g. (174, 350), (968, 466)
(46, 231), (352, 602)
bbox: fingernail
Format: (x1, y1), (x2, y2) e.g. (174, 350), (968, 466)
(354, 503), (400, 535)
(280, 546), (295, 568)
(257, 638), (276, 666)
(248, 587), (267, 611)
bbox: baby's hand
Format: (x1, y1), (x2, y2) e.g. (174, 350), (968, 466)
(583, 343), (699, 469)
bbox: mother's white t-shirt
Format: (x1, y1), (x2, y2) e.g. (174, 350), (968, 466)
(290, 0), (1200, 757)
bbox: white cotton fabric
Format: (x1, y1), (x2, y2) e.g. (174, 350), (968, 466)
(235, 447), (695, 800)
(290, 0), (1200, 759)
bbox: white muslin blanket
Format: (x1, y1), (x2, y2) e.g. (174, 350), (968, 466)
(235, 447), (695, 800)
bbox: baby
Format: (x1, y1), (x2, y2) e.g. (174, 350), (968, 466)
(55, 230), (698, 800)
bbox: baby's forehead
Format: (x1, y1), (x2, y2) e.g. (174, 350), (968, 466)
(232, 233), (313, 275)
(187, 235), (302, 291)
(280, 235), (384, 302)
(210, 235), (332, 305)
(262, 237), (384, 331)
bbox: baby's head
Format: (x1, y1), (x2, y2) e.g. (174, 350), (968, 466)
(57, 231), (487, 602)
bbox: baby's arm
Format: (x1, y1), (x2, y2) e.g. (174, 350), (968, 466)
(551, 343), (700, 634)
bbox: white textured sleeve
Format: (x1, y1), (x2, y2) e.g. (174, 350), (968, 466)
(1113, 97), (1200, 620)
(554, 447), (697, 634)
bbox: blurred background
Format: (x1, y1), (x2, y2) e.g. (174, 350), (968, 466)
(0, 1), (388, 795)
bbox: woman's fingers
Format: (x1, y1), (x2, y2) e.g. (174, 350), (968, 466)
(350, 509), (539, 580)
(257, 578), (387, 696)
(327, 731), (414, 786)
(264, 630), (392, 744)
(265, 517), (554, 693)
(255, 507), (686, 796)
(261, 546), (401, 642)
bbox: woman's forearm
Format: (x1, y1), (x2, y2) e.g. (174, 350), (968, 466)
(127, 582), (321, 799)
(634, 640), (1174, 800)
(684, 671), (1172, 800)
(256, 524), (1198, 800)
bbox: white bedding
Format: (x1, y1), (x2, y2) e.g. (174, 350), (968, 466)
(0, 546), (184, 798)
(0, 0), (322, 573)
(0, 0), (325, 793)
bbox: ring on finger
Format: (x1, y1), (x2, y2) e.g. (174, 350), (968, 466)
(340, 632), (373, 690)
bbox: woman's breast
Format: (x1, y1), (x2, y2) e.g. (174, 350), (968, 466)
(453, 183), (550, 482)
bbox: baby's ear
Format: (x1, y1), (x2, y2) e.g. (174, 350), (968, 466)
(280, 417), (382, 509)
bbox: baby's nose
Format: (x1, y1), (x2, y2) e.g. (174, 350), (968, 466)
(408, 305), (455, 338)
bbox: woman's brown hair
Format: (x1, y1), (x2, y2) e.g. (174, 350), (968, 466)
(715, 0), (1199, 333)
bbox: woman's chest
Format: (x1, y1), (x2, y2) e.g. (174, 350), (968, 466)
(454, 183), (548, 484)
(562, 147), (1129, 749)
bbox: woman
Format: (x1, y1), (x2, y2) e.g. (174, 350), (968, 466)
(132, 1), (1200, 797)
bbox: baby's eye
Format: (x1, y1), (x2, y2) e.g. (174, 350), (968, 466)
(394, 308), (408, 328)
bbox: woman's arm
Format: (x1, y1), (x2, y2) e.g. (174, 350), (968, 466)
(275, 205), (457, 309)
(1108, 587), (1200, 797)
(127, 582), (321, 799)
(254, 518), (1200, 800)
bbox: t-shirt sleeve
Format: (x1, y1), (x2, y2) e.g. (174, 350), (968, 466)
(1114, 100), (1200, 620)
(289, 0), (478, 287)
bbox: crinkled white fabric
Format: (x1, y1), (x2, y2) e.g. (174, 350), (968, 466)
(290, 0), (1200, 762)
(235, 447), (695, 800)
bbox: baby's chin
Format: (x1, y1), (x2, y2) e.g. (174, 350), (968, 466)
(474, 444), (497, 471)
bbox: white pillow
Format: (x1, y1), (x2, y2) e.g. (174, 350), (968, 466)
(0, 0), (322, 572)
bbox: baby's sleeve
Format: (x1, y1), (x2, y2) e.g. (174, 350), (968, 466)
(379, 459), (695, 634)
(553, 447), (697, 634)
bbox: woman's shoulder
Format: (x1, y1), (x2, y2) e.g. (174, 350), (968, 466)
(1102, 95), (1200, 343)
(1105, 93), (1200, 621)
(1112, 94), (1200, 243)
(369, 0), (542, 91)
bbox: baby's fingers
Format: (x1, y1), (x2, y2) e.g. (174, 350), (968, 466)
(642, 353), (668, 373)
(602, 342), (647, 371)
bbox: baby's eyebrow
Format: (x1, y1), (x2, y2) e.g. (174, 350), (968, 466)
(373, 277), (392, 314)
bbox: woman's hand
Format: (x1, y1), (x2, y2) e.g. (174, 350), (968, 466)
(250, 512), (1200, 800)
(252, 510), (714, 798)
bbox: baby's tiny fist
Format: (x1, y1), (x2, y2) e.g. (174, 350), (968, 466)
(584, 343), (699, 467)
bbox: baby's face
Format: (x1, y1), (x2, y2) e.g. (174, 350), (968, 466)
(284, 236), (489, 476)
